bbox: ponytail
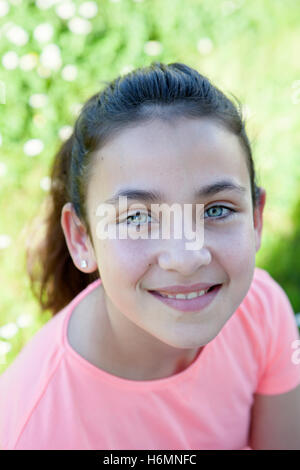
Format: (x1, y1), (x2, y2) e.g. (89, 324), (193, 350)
(25, 134), (99, 317)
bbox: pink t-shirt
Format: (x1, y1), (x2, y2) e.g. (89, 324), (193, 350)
(1, 267), (300, 450)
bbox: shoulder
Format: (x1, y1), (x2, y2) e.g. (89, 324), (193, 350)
(0, 307), (68, 449)
(244, 266), (297, 330)
(247, 265), (283, 299)
(0, 279), (102, 450)
(233, 267), (297, 362)
(237, 267), (300, 394)
(239, 266), (294, 325)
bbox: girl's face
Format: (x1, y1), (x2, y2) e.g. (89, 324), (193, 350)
(64, 117), (265, 352)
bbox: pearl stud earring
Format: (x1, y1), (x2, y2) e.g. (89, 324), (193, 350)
(81, 260), (88, 268)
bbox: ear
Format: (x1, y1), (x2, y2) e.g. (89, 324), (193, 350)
(253, 187), (266, 253)
(60, 202), (98, 272)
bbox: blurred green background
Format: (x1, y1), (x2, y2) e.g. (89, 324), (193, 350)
(0, 0), (300, 373)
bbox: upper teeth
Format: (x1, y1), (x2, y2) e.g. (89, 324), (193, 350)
(158, 289), (210, 299)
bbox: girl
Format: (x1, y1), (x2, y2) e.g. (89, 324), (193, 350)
(1, 62), (300, 450)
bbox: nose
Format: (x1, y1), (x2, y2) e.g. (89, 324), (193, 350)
(157, 238), (212, 276)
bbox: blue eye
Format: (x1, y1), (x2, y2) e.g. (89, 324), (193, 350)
(125, 211), (152, 226)
(205, 205), (236, 221)
(119, 206), (236, 227)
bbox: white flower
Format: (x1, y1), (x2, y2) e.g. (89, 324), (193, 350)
(0, 162), (7, 176)
(120, 64), (134, 75)
(19, 53), (38, 70)
(0, 323), (18, 339)
(144, 41), (163, 56)
(0, 340), (11, 356)
(40, 176), (51, 191)
(61, 64), (77, 81)
(55, 1), (76, 19)
(16, 313), (34, 328)
(34, 23), (54, 43)
(197, 37), (213, 55)
(2, 51), (18, 69)
(6, 24), (28, 46)
(36, 0), (59, 9)
(70, 102), (82, 117)
(59, 125), (73, 140)
(0, 0), (10, 17)
(68, 16), (91, 35)
(40, 44), (62, 70)
(0, 234), (11, 249)
(29, 93), (48, 108)
(78, 1), (98, 18)
(23, 138), (44, 156)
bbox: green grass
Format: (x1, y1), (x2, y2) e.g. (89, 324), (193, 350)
(1, 0), (300, 373)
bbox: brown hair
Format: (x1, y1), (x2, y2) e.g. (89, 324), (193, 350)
(26, 61), (261, 316)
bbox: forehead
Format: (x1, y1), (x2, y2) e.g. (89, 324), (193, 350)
(87, 117), (251, 206)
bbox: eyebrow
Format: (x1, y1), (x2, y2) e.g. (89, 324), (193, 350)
(104, 180), (247, 205)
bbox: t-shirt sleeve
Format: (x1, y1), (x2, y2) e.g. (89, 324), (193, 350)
(255, 276), (300, 395)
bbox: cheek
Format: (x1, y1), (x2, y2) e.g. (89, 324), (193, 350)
(210, 223), (257, 309)
(96, 239), (151, 286)
(209, 222), (257, 272)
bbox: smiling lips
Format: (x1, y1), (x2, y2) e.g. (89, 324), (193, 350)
(148, 284), (223, 312)
(149, 282), (221, 296)
(155, 289), (210, 300)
